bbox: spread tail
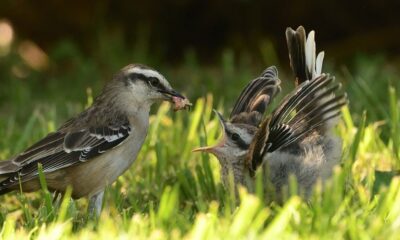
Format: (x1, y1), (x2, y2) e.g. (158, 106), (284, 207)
(286, 26), (325, 85)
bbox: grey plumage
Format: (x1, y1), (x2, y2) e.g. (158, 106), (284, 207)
(0, 64), (189, 215)
(194, 26), (347, 199)
(193, 67), (282, 187)
(247, 75), (346, 196)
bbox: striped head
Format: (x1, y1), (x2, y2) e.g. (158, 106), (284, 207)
(105, 64), (190, 111)
(193, 111), (257, 187)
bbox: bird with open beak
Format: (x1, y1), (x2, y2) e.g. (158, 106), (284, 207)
(194, 26), (347, 199)
(193, 66), (281, 189)
(0, 64), (191, 217)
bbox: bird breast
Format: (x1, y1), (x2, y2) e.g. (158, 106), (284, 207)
(50, 116), (149, 198)
(263, 134), (341, 196)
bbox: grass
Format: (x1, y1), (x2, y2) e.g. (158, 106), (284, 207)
(0, 38), (400, 239)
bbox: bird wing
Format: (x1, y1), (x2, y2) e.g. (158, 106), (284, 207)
(0, 121), (131, 189)
(230, 66), (281, 126)
(247, 74), (347, 174)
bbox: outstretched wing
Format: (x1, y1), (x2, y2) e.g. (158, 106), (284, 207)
(0, 121), (131, 190)
(247, 74), (347, 174)
(230, 66), (281, 126)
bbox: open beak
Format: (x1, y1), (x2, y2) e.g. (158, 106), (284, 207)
(214, 110), (227, 130)
(192, 145), (217, 153)
(192, 110), (227, 154)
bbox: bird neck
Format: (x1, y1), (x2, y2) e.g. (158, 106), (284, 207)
(220, 162), (258, 200)
(95, 88), (152, 117)
(219, 155), (252, 190)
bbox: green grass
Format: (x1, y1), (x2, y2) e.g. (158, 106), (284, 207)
(1, 39), (400, 239)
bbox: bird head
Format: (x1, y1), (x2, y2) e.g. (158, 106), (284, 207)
(112, 64), (190, 111)
(193, 110), (257, 187)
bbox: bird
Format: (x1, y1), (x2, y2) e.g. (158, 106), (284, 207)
(0, 63), (191, 216)
(193, 26), (347, 199)
(193, 66), (281, 187)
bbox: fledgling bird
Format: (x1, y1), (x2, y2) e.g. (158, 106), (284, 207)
(193, 66), (281, 189)
(194, 26), (347, 198)
(0, 64), (191, 216)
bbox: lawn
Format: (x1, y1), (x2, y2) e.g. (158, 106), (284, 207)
(0, 38), (400, 239)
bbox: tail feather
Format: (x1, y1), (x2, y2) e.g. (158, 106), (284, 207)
(286, 26), (324, 84)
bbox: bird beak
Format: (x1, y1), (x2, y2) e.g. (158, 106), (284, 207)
(192, 145), (217, 153)
(213, 110), (227, 130)
(192, 110), (227, 154)
(159, 89), (192, 111)
(159, 89), (185, 99)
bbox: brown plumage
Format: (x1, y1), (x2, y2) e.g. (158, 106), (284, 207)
(0, 64), (189, 216)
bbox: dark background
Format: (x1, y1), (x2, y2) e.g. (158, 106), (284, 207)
(0, 0), (399, 130)
(1, 0), (400, 64)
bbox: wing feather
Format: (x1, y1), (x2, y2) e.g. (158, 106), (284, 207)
(247, 75), (347, 172)
(230, 66), (281, 126)
(0, 121), (132, 191)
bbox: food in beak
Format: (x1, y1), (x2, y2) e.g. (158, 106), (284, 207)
(172, 96), (192, 111)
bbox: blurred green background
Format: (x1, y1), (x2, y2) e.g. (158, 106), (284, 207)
(1, 0), (400, 145)
(0, 0), (399, 123)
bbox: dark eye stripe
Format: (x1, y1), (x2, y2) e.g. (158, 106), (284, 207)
(236, 139), (250, 150)
(128, 73), (167, 91)
(226, 129), (249, 150)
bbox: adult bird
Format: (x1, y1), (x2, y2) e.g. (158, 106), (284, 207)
(0, 64), (191, 216)
(193, 26), (347, 198)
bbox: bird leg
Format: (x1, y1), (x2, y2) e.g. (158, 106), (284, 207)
(88, 190), (104, 218)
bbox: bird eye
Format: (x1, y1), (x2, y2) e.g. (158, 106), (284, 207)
(149, 77), (160, 88)
(231, 133), (240, 141)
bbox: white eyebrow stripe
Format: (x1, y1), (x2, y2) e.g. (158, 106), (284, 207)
(127, 68), (164, 81)
(126, 67), (171, 89)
